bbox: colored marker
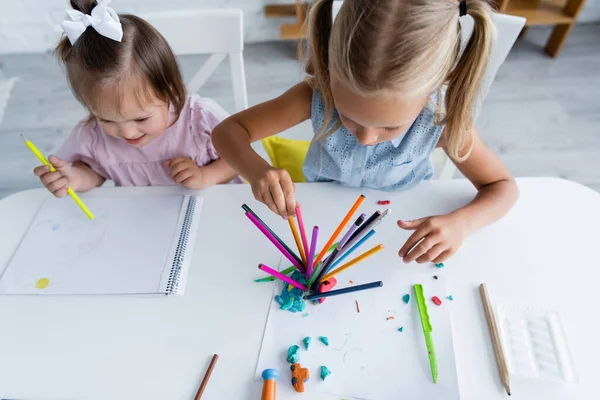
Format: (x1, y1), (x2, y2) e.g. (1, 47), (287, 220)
(288, 216), (307, 266)
(304, 281), (383, 301)
(259, 264), (307, 291)
(319, 244), (384, 283)
(339, 213), (366, 248)
(307, 226), (319, 278)
(330, 229), (376, 270)
(246, 212), (303, 270)
(343, 210), (381, 249)
(295, 204), (310, 268)
(314, 194), (365, 265)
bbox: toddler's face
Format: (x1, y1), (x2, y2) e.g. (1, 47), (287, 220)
(90, 85), (170, 148)
(330, 73), (429, 146)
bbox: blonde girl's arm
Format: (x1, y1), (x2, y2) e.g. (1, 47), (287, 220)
(445, 129), (518, 233)
(212, 81), (313, 218)
(398, 130), (518, 264)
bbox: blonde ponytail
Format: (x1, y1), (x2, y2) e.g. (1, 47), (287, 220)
(305, 0), (342, 138)
(443, 0), (495, 161)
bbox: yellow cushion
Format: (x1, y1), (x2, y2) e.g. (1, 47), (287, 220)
(262, 136), (311, 183)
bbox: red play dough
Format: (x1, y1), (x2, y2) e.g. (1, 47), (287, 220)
(432, 296), (442, 306)
(317, 277), (338, 304)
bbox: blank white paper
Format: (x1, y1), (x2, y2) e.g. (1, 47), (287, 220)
(255, 261), (460, 400)
(0, 195), (188, 295)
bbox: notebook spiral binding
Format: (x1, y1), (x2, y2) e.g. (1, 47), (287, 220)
(166, 196), (197, 295)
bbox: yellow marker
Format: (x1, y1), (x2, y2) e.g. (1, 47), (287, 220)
(21, 135), (94, 220)
(319, 244), (384, 283)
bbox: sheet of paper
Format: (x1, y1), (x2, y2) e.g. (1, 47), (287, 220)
(255, 260), (460, 400)
(0, 195), (185, 295)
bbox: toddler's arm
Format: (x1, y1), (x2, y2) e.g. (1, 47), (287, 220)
(212, 82), (313, 218)
(165, 157), (237, 190)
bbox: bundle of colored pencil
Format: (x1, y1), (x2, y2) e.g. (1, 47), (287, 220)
(243, 194), (390, 300)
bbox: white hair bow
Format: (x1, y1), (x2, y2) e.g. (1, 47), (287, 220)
(61, 0), (123, 45)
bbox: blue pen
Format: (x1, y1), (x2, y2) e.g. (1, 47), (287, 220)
(329, 229), (376, 270)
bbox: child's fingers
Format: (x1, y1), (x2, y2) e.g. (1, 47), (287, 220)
(269, 183), (290, 218)
(168, 158), (190, 171)
(169, 161), (192, 178)
(432, 249), (452, 264)
(46, 177), (69, 194)
(40, 171), (64, 186)
(33, 165), (50, 177)
(402, 234), (437, 263)
(281, 179), (297, 217)
(53, 186), (69, 198)
(397, 218), (428, 230)
(173, 169), (194, 184)
(415, 243), (444, 264)
(47, 155), (69, 169)
(399, 225), (432, 258)
(260, 187), (282, 216)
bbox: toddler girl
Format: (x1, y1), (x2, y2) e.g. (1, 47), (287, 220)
(35, 0), (240, 196)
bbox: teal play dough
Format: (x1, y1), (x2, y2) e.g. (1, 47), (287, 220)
(402, 294), (410, 304)
(398, 327), (404, 332)
(435, 263), (445, 268)
(303, 337), (311, 350)
(319, 336), (329, 346)
(447, 295), (454, 301)
(275, 271), (308, 313)
(287, 345), (300, 363)
(320, 366), (332, 381)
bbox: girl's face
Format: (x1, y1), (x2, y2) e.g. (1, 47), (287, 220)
(91, 85), (170, 148)
(330, 73), (429, 146)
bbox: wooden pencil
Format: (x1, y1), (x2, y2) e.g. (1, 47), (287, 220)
(288, 216), (307, 267)
(195, 354), (219, 400)
(314, 194), (365, 265)
(319, 244), (384, 283)
(479, 284), (512, 396)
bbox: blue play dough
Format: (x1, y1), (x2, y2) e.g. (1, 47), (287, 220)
(303, 336), (311, 350)
(262, 369), (280, 381)
(320, 366), (332, 381)
(275, 271), (308, 313)
(287, 345), (300, 363)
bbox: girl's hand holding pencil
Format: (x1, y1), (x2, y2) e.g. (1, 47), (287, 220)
(398, 213), (468, 264)
(34, 155), (84, 198)
(249, 165), (297, 219)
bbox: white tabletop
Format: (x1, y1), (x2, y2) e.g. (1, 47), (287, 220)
(0, 178), (598, 400)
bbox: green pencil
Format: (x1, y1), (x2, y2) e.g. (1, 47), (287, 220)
(414, 284), (438, 383)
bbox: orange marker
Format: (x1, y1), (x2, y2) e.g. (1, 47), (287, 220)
(288, 216), (307, 266)
(314, 194), (365, 265)
(261, 369), (279, 400)
(319, 244), (384, 283)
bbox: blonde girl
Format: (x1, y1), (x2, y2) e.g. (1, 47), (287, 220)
(213, 0), (518, 264)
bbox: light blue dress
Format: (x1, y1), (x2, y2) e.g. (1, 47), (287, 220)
(303, 90), (444, 191)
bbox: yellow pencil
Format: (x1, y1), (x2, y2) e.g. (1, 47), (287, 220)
(288, 216), (307, 266)
(319, 244), (384, 283)
(21, 135), (94, 220)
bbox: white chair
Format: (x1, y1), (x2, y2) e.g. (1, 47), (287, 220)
(141, 9), (248, 112)
(0, 72), (18, 127)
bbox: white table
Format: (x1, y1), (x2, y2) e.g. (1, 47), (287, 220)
(0, 178), (598, 400)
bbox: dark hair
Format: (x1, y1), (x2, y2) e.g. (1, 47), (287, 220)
(55, 0), (186, 123)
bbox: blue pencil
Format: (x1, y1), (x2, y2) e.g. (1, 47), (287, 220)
(304, 281), (383, 300)
(329, 229), (376, 270)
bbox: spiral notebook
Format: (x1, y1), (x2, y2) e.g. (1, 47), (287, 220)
(0, 194), (202, 295)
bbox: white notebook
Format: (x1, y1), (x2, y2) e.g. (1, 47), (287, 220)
(0, 194), (202, 295)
